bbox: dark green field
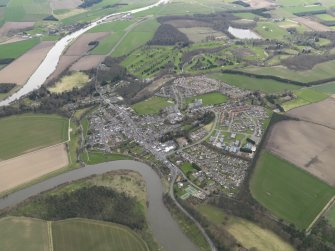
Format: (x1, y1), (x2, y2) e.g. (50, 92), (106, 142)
(0, 38), (39, 59)
(210, 73), (300, 93)
(0, 114), (68, 160)
(250, 151), (335, 230)
(52, 219), (148, 251)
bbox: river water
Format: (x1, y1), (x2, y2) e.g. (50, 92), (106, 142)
(0, 0), (169, 107)
(228, 26), (260, 39)
(0, 160), (199, 251)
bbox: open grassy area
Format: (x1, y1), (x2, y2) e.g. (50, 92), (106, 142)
(84, 150), (132, 165)
(255, 22), (289, 40)
(197, 204), (294, 251)
(0, 217), (149, 251)
(132, 96), (174, 115)
(186, 92), (228, 106)
(4, 0), (50, 21)
(52, 219), (148, 251)
(0, 217), (49, 251)
(315, 14), (335, 21)
(111, 18), (159, 57)
(210, 73), (300, 93)
(0, 38), (39, 59)
(48, 72), (89, 93)
(311, 81), (335, 94)
(0, 114), (68, 160)
(282, 88), (329, 111)
(326, 205), (335, 228)
(243, 60), (335, 83)
(250, 151), (335, 230)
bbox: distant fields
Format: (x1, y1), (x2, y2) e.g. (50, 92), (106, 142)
(4, 0), (51, 21)
(186, 92), (228, 106)
(0, 217), (148, 251)
(84, 150), (132, 165)
(197, 204), (294, 251)
(210, 73), (300, 93)
(0, 114), (68, 160)
(243, 60), (335, 83)
(250, 151), (335, 230)
(311, 81), (335, 94)
(52, 219), (148, 251)
(0, 38), (39, 59)
(132, 96), (174, 115)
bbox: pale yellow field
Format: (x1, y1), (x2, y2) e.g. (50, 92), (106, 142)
(49, 72), (89, 93)
(0, 144), (68, 194)
(227, 219), (294, 251)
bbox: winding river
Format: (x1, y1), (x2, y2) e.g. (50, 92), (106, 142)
(0, 160), (200, 251)
(0, 0), (170, 107)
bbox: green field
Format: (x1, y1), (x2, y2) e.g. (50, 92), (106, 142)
(282, 88), (329, 111)
(210, 73), (300, 93)
(311, 81), (335, 94)
(0, 217), (49, 251)
(243, 60), (335, 83)
(0, 38), (39, 59)
(111, 18), (159, 57)
(84, 150), (132, 165)
(186, 92), (228, 106)
(52, 219), (148, 251)
(315, 13), (335, 21)
(132, 96), (174, 115)
(0, 217), (148, 251)
(250, 151), (335, 229)
(0, 114), (68, 160)
(197, 204), (294, 251)
(255, 22), (289, 40)
(326, 205), (335, 227)
(4, 0), (51, 21)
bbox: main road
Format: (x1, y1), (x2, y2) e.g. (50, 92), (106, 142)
(0, 0), (170, 107)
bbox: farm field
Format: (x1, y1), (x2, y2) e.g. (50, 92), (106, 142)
(0, 143), (68, 193)
(243, 60), (335, 83)
(132, 96), (174, 115)
(0, 217), (148, 251)
(4, 0), (51, 22)
(196, 204), (294, 251)
(250, 151), (335, 229)
(311, 81), (335, 94)
(210, 73), (300, 93)
(282, 89), (329, 111)
(186, 92), (228, 106)
(326, 205), (335, 227)
(0, 114), (68, 160)
(266, 120), (335, 186)
(111, 18), (159, 57)
(0, 217), (49, 251)
(48, 72), (90, 93)
(0, 41), (55, 85)
(0, 38), (39, 59)
(287, 97), (335, 128)
(315, 14), (335, 22)
(52, 219), (148, 251)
